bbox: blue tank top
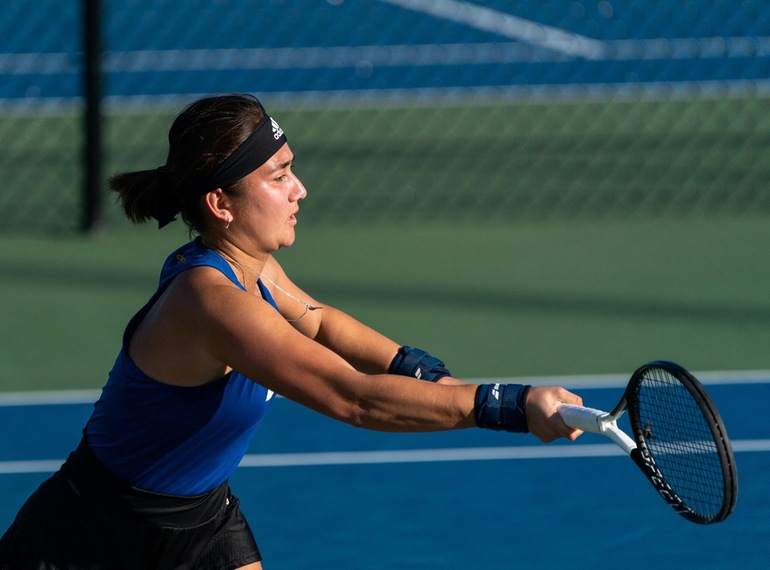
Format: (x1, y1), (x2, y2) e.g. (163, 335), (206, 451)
(86, 239), (277, 496)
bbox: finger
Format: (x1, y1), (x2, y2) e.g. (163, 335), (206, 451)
(564, 427), (583, 441)
(559, 389), (583, 407)
(551, 400), (584, 440)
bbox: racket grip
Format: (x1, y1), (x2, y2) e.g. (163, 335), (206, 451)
(557, 404), (610, 435)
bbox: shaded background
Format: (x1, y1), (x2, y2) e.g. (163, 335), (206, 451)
(1, 0), (770, 388)
(1, 4), (769, 568)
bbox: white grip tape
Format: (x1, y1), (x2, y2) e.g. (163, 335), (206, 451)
(557, 404), (609, 434)
(558, 403), (637, 454)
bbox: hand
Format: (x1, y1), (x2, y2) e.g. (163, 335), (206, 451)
(525, 386), (584, 443)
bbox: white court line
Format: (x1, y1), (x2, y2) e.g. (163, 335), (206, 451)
(378, 0), (605, 59)
(238, 439), (770, 467)
(0, 389), (101, 407)
(0, 460), (65, 475)
(0, 372), (765, 474)
(4, 36), (768, 75)
(1, 370), (768, 406)
(237, 444), (627, 468)
(492, 369), (770, 389)
(0, 439), (767, 475)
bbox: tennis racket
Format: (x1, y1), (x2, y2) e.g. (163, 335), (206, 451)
(558, 360), (737, 524)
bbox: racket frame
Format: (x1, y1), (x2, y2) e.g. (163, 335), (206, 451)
(626, 361), (738, 524)
(558, 360), (738, 525)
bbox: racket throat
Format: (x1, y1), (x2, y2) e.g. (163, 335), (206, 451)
(600, 415), (636, 454)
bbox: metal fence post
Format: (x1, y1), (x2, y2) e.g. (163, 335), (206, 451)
(82, 0), (103, 232)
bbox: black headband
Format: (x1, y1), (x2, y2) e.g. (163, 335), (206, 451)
(196, 113), (287, 196)
(156, 113), (287, 228)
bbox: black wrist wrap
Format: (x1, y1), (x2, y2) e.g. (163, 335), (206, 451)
(474, 383), (532, 433)
(388, 346), (451, 382)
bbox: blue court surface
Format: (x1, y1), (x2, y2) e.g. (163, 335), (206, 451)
(4, 0), (770, 105)
(0, 375), (768, 569)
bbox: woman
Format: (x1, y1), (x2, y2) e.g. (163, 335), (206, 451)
(0, 94), (583, 569)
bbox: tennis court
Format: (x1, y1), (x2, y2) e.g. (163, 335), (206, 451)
(0, 374), (767, 569)
(2, 214), (769, 568)
(5, 0), (770, 101)
(2, 1), (770, 566)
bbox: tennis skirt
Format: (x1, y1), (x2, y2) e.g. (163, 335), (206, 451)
(0, 437), (261, 570)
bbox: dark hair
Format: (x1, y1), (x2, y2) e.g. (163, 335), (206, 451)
(110, 93), (267, 232)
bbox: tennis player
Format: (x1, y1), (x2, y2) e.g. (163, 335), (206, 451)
(0, 93), (583, 569)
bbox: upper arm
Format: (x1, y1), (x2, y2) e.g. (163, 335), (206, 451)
(133, 266), (475, 433)
(188, 268), (362, 421)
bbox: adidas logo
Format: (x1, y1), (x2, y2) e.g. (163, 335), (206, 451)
(271, 118), (284, 140)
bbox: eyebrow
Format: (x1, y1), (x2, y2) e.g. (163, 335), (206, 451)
(267, 155), (294, 174)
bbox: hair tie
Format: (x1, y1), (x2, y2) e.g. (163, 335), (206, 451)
(154, 165), (181, 228)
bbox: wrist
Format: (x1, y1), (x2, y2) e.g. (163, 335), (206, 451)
(388, 346), (451, 382)
(474, 383), (532, 433)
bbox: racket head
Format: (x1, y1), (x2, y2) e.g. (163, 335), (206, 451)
(625, 361), (738, 524)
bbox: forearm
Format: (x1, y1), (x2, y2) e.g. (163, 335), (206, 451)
(277, 295), (579, 439)
(314, 305), (400, 373)
(341, 374), (478, 432)
(317, 373), (580, 443)
(306, 303), (454, 384)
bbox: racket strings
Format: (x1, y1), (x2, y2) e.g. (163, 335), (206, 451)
(634, 368), (725, 519)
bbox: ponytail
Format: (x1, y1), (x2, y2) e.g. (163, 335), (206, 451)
(109, 167), (182, 228)
(109, 93), (268, 232)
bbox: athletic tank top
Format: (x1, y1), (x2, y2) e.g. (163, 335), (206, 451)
(86, 238), (277, 496)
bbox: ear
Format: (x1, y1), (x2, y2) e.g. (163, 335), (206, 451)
(203, 189), (232, 226)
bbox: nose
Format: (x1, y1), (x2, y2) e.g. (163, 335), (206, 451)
(293, 177), (307, 201)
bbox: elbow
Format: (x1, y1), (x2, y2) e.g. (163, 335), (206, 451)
(325, 394), (385, 431)
(319, 371), (375, 429)
(303, 371), (390, 431)
(332, 399), (371, 430)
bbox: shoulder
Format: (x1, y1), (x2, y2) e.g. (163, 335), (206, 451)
(166, 264), (246, 311)
(161, 239), (242, 289)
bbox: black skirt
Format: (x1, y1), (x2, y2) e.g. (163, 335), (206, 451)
(0, 437), (261, 570)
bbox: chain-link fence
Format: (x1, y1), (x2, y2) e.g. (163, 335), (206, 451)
(2, 0), (770, 233)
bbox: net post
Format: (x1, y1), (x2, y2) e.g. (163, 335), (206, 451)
(82, 0), (104, 233)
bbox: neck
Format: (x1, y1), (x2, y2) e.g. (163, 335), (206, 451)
(198, 236), (323, 322)
(199, 236), (267, 291)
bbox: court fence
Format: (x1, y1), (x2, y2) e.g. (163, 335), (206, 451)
(2, 0), (770, 234)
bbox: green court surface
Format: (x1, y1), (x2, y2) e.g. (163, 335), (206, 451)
(2, 215), (770, 392)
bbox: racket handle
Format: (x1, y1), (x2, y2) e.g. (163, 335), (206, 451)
(558, 403), (637, 454)
(557, 404), (610, 435)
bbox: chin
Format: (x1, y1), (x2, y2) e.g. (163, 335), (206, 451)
(278, 230), (297, 249)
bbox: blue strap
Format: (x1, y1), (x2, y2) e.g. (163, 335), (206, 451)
(388, 346), (451, 382)
(474, 383), (532, 433)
